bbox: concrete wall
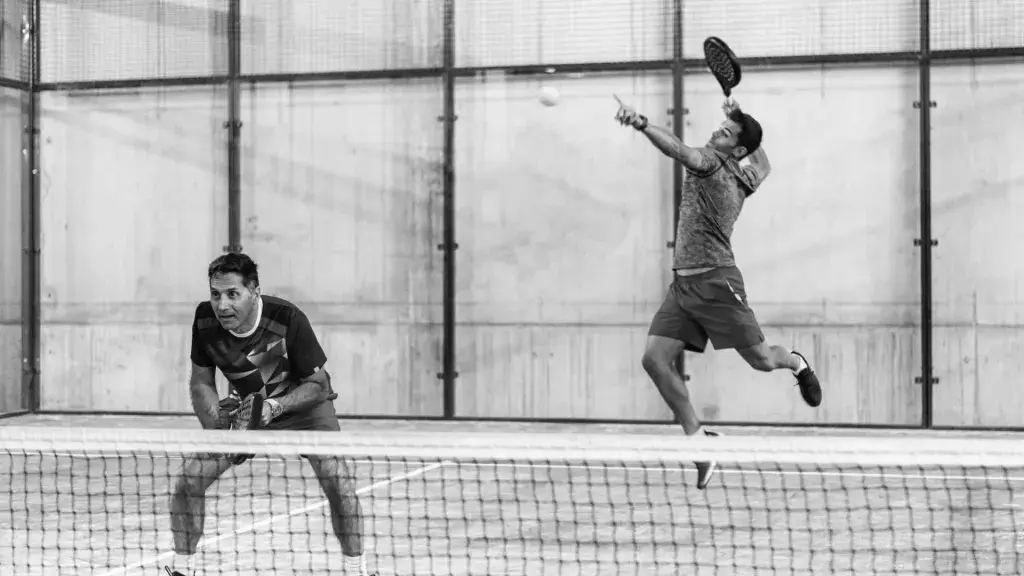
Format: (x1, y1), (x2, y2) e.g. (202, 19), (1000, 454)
(0, 88), (23, 412)
(19, 0), (1024, 425)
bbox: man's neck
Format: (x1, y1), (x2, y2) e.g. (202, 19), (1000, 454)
(229, 297), (263, 338)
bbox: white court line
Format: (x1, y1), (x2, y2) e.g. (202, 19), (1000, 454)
(98, 461), (449, 576)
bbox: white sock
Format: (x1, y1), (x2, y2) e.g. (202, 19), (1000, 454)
(173, 553), (195, 574)
(791, 351), (808, 374)
(344, 554), (368, 575)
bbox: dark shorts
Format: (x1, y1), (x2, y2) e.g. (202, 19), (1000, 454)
(265, 398), (341, 432)
(186, 401), (340, 464)
(648, 265), (764, 353)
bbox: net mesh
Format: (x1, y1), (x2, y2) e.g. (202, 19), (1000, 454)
(39, 0), (227, 84)
(0, 0), (29, 82)
(455, 0), (674, 68)
(681, 0), (921, 59)
(3, 425), (1023, 575)
(240, 0), (444, 76)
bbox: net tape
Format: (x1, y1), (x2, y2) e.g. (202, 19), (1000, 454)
(3, 426), (1023, 468)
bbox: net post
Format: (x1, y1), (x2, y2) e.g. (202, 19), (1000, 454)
(225, 0), (243, 254)
(670, 0), (687, 383)
(917, 0), (934, 428)
(19, 0), (41, 412)
(440, 0), (458, 419)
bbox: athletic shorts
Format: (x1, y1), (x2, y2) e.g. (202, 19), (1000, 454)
(265, 398), (341, 432)
(648, 265), (764, 353)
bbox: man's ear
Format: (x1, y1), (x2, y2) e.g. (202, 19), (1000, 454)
(732, 146), (748, 159)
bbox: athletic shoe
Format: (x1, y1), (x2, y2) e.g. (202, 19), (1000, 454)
(695, 429), (720, 490)
(791, 351), (822, 407)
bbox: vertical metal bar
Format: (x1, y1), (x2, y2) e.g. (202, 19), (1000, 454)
(440, 0), (457, 418)
(671, 0), (687, 382)
(20, 0), (41, 411)
(225, 0), (242, 253)
(918, 0), (934, 428)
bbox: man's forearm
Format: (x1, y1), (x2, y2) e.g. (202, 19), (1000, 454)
(275, 380), (328, 415)
(638, 123), (706, 171)
(640, 124), (684, 158)
(190, 384), (220, 429)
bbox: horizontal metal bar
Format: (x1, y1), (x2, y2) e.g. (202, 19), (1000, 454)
(455, 60), (674, 76)
(0, 410), (31, 421)
(29, 47), (1024, 92)
(931, 46), (1024, 62)
(0, 76), (29, 91)
(37, 75), (230, 92)
(239, 67), (445, 84)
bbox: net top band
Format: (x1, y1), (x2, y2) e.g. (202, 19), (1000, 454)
(2, 425), (1023, 468)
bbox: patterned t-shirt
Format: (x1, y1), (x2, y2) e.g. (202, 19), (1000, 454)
(672, 147), (767, 270)
(190, 295), (329, 426)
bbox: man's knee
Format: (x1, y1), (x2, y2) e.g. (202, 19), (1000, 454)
(641, 336), (684, 376)
(175, 454), (226, 496)
(737, 343), (773, 372)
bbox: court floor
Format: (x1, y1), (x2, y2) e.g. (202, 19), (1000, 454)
(2, 416), (1023, 575)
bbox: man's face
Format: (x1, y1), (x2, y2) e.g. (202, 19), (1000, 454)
(707, 118), (746, 158)
(209, 272), (259, 332)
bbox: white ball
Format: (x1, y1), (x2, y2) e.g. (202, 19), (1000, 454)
(538, 86), (560, 107)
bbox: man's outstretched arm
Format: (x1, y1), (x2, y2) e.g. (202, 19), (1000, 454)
(637, 123), (712, 173)
(613, 95), (710, 173)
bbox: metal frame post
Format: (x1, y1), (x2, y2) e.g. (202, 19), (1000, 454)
(671, 0), (687, 383)
(916, 0), (936, 427)
(20, 0), (41, 412)
(439, 0), (457, 418)
(225, 0), (242, 253)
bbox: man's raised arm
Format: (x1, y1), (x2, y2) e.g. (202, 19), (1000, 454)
(614, 95), (711, 173)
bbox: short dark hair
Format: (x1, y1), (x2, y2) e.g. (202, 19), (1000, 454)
(208, 252), (260, 289)
(728, 108), (763, 158)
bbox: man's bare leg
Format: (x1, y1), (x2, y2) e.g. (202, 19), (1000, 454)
(642, 335), (702, 435)
(306, 455), (369, 575)
(642, 335), (720, 489)
(167, 453), (235, 572)
(736, 341), (822, 406)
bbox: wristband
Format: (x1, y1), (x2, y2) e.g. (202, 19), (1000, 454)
(634, 115), (649, 131)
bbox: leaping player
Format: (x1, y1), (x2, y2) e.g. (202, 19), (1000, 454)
(614, 95), (822, 489)
(164, 253), (375, 576)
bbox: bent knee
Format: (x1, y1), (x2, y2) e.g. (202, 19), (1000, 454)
(642, 337), (684, 374)
(738, 346), (773, 372)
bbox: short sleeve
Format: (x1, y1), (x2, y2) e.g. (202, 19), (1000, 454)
(286, 310), (328, 379)
(739, 164), (767, 196)
(686, 148), (725, 178)
(189, 309), (215, 368)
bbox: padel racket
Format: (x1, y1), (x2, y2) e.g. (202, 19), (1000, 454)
(227, 393), (264, 465)
(231, 393), (264, 430)
(703, 36), (742, 100)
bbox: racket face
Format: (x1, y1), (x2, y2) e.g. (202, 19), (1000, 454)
(703, 37), (741, 95)
(233, 394), (264, 430)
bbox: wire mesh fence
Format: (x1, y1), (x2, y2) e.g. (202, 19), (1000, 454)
(5, 0), (1024, 424)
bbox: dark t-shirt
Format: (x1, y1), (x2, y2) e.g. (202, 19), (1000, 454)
(190, 295), (331, 429)
(672, 147), (767, 270)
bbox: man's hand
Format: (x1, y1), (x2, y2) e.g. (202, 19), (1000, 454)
(613, 94), (647, 129)
(215, 396), (240, 429)
(722, 97), (740, 116)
